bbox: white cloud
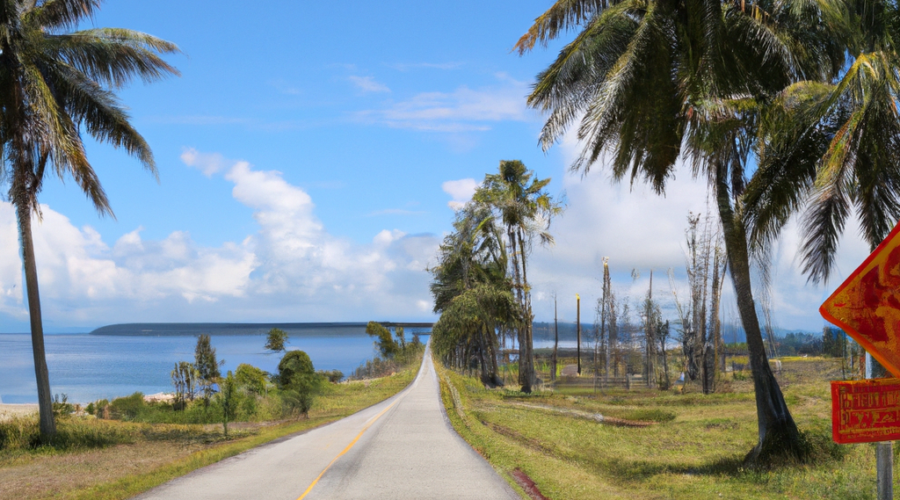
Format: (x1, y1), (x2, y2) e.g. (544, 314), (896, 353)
(523, 130), (873, 331)
(357, 75), (530, 132)
(0, 152), (440, 327)
(442, 178), (479, 210)
(181, 148), (229, 177)
(349, 75), (390, 93)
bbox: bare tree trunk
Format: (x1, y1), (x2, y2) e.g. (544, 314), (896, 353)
(645, 271), (656, 388)
(16, 200), (56, 438)
(601, 259), (610, 385)
(715, 166), (804, 464)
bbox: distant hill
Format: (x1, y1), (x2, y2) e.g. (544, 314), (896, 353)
(532, 321), (816, 344)
(90, 322), (433, 336)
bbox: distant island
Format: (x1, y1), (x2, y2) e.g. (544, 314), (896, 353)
(90, 322), (434, 336)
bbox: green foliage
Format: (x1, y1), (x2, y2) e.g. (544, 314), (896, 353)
(318, 370), (344, 383)
(0, 415), (131, 453)
(171, 360), (199, 409)
(219, 371), (237, 437)
(351, 340), (425, 379)
(85, 402), (96, 416)
(277, 350), (322, 418)
(235, 363), (268, 395)
(277, 350), (315, 386)
(365, 322), (400, 357)
(109, 393), (146, 421)
(195, 334), (223, 403)
(264, 328), (289, 352)
(52, 394), (74, 419)
(281, 373), (323, 418)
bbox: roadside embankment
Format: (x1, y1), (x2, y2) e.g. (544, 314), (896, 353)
(437, 356), (878, 500)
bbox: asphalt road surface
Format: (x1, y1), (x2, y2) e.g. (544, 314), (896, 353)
(135, 344), (518, 499)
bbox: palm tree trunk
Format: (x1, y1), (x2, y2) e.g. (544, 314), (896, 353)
(714, 167), (804, 464)
(16, 199), (56, 438)
(517, 229), (535, 392)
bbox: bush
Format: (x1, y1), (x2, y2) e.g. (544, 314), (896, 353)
(236, 363), (268, 395)
(277, 350), (322, 418)
(52, 393), (75, 419)
(318, 370), (344, 383)
(277, 350), (315, 387)
(109, 392), (145, 420)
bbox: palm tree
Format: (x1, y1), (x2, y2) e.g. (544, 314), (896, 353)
(0, 0), (179, 438)
(746, 0), (900, 290)
(474, 160), (561, 393)
(431, 202), (517, 385)
(516, 0), (841, 463)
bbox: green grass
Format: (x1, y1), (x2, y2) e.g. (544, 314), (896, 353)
(437, 357), (889, 500)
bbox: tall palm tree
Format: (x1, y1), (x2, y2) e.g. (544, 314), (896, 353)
(516, 0), (841, 463)
(0, 0), (179, 438)
(431, 202), (517, 385)
(474, 160), (561, 393)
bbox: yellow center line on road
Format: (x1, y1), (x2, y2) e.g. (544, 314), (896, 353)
(296, 398), (401, 500)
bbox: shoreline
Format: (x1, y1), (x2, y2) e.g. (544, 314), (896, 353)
(0, 403), (38, 421)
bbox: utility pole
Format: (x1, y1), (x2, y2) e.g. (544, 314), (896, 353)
(577, 294), (581, 375)
(551, 295), (558, 383)
(866, 352), (893, 500)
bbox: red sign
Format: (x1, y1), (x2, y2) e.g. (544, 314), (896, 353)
(832, 378), (900, 444)
(820, 221), (900, 377)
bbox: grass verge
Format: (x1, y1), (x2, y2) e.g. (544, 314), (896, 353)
(0, 365), (418, 500)
(436, 356), (892, 500)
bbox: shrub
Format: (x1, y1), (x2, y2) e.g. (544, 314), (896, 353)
(277, 350), (315, 387)
(278, 350), (322, 418)
(318, 370), (344, 383)
(109, 392), (145, 420)
(235, 363), (268, 395)
(52, 393), (75, 419)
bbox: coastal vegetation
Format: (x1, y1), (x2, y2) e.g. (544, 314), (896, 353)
(353, 322), (425, 379)
(430, 161), (560, 393)
(0, 349), (424, 499)
(0, 0), (179, 440)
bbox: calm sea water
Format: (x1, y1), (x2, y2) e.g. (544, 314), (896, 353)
(0, 326), (429, 404)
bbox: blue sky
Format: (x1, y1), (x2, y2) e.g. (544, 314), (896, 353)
(0, 1), (872, 332)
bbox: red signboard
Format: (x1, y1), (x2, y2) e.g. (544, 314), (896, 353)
(820, 221), (900, 377)
(832, 378), (900, 444)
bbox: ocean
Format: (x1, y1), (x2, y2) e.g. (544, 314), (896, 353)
(0, 323), (431, 404)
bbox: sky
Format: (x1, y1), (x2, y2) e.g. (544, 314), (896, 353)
(0, 0), (874, 333)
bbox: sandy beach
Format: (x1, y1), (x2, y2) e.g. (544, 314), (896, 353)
(0, 404), (38, 421)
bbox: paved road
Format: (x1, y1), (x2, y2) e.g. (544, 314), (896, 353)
(136, 344), (518, 499)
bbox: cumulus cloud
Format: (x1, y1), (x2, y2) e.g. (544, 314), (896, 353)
(349, 75), (390, 93)
(0, 152), (440, 328)
(523, 131), (874, 331)
(442, 178), (479, 210)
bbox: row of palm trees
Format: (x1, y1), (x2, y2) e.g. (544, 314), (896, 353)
(1, 0), (179, 439)
(516, 0), (900, 465)
(430, 160), (560, 392)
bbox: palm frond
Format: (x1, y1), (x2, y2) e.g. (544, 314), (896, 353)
(515, 0), (612, 54)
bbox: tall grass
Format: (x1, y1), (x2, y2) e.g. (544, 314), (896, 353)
(0, 415), (131, 453)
